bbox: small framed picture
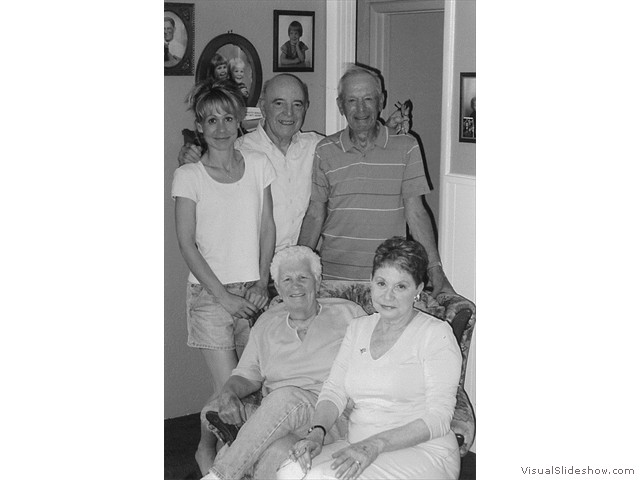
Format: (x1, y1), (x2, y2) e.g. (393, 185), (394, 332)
(273, 10), (315, 72)
(165, 3), (195, 76)
(459, 72), (476, 143)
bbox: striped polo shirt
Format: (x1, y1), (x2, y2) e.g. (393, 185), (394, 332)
(311, 124), (430, 281)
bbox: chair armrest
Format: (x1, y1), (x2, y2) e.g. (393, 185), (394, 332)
(450, 308), (473, 345)
(436, 292), (476, 323)
(451, 386), (476, 457)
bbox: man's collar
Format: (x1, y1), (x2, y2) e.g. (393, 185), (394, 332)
(256, 122), (301, 149)
(338, 122), (389, 152)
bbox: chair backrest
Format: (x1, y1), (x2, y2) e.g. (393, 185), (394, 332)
(269, 287), (474, 371)
(315, 285), (469, 342)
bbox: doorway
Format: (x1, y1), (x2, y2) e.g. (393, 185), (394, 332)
(357, 0), (444, 231)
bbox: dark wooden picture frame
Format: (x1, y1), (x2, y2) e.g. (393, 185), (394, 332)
(164, 3), (195, 76)
(273, 10), (315, 72)
(459, 72), (476, 143)
(195, 33), (263, 108)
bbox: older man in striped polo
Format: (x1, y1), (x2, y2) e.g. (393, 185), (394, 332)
(298, 64), (456, 298)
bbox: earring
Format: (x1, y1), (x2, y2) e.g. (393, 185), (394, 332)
(414, 293), (420, 302)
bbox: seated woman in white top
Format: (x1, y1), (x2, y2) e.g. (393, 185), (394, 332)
(279, 236), (462, 480)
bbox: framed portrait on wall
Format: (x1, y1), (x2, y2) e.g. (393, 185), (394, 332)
(195, 33), (263, 108)
(165, 3), (194, 76)
(459, 72), (476, 143)
(273, 10), (315, 72)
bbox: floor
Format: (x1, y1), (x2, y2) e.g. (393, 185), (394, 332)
(165, 413), (476, 480)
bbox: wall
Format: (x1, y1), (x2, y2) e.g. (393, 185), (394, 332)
(386, 11), (444, 229)
(440, 0), (476, 452)
(449, 0), (475, 176)
(165, 0), (326, 419)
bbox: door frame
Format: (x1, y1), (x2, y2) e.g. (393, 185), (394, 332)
(367, 0), (446, 89)
(325, 0), (356, 135)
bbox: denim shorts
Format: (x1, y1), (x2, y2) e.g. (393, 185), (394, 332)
(186, 282), (252, 350)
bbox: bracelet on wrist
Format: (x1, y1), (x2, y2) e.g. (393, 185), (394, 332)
(427, 261), (442, 270)
(307, 425), (327, 441)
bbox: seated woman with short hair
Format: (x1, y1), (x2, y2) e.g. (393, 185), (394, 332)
(200, 246), (365, 480)
(279, 237), (462, 480)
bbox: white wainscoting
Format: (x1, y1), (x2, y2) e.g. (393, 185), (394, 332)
(440, 174), (476, 301)
(440, 173), (476, 451)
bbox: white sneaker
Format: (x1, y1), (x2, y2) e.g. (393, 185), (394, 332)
(201, 469), (223, 480)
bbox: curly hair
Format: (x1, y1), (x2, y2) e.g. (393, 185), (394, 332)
(270, 246), (322, 286)
(372, 236), (428, 286)
(229, 57), (245, 74)
(211, 53), (228, 68)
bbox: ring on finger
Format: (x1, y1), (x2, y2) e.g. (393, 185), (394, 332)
(354, 460), (361, 469)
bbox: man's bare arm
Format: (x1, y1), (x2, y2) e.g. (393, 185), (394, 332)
(297, 200), (326, 250)
(404, 195), (455, 296)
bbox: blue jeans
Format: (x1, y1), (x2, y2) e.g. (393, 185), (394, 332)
(208, 386), (347, 480)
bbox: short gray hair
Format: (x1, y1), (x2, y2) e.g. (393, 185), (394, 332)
(337, 64), (384, 103)
(270, 246), (322, 284)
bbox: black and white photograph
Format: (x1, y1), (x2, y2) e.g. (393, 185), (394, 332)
(273, 10), (315, 72)
(195, 33), (263, 108)
(459, 72), (476, 142)
(10, 1), (640, 480)
(462, 116), (475, 139)
(165, 3), (194, 75)
(165, 3), (476, 480)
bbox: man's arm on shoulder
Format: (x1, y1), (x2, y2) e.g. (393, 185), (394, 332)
(403, 195), (455, 295)
(178, 143), (202, 166)
(298, 142), (329, 249)
(297, 199), (326, 250)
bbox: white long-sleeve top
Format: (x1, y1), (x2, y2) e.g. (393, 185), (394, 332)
(318, 311), (462, 444)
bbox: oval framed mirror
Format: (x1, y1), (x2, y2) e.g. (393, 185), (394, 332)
(196, 33), (263, 107)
